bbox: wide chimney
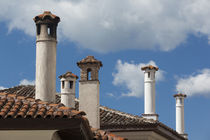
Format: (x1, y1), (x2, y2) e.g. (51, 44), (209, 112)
(34, 11), (60, 102)
(141, 65), (159, 120)
(77, 56), (102, 129)
(174, 93), (188, 139)
(59, 71), (78, 108)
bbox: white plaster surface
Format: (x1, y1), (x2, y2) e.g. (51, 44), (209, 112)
(60, 77), (76, 108)
(79, 81), (100, 129)
(112, 131), (169, 140)
(35, 24), (57, 103)
(144, 70), (156, 115)
(0, 130), (56, 140)
(175, 97), (185, 134)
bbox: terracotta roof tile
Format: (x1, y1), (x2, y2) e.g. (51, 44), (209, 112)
(0, 86), (185, 140)
(141, 65), (159, 71)
(0, 92), (85, 119)
(0, 85), (143, 126)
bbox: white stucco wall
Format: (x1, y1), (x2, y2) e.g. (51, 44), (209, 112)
(35, 40), (56, 103)
(35, 24), (57, 103)
(61, 93), (75, 108)
(142, 69), (158, 120)
(144, 80), (155, 114)
(176, 97), (185, 134)
(79, 81), (100, 129)
(0, 130), (56, 140)
(112, 131), (169, 140)
(60, 77), (76, 108)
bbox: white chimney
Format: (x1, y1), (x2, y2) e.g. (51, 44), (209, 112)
(141, 65), (159, 120)
(77, 56), (102, 129)
(34, 11), (60, 102)
(174, 93), (188, 139)
(59, 71), (78, 108)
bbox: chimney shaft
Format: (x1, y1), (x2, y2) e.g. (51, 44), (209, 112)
(77, 56), (102, 129)
(174, 93), (188, 139)
(34, 11), (60, 102)
(141, 65), (159, 120)
(59, 72), (78, 108)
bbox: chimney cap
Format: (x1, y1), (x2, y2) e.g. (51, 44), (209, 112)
(173, 93), (187, 98)
(33, 11), (60, 24)
(141, 65), (159, 71)
(59, 71), (78, 79)
(77, 56), (103, 67)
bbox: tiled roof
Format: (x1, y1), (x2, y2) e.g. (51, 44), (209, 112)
(174, 93), (187, 98)
(33, 11), (60, 23)
(0, 91), (128, 139)
(77, 56), (103, 67)
(0, 85), (143, 127)
(141, 65), (159, 71)
(59, 71), (78, 79)
(0, 92), (85, 119)
(0, 86), (185, 140)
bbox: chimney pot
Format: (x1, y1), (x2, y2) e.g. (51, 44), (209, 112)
(34, 11), (60, 102)
(141, 65), (158, 120)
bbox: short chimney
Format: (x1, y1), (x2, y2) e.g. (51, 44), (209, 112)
(34, 11), (60, 102)
(59, 72), (78, 108)
(174, 93), (188, 139)
(77, 56), (102, 129)
(141, 65), (159, 120)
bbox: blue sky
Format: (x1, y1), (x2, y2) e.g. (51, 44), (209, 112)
(0, 0), (210, 139)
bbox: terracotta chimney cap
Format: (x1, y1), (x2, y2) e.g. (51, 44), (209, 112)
(33, 11), (60, 23)
(141, 65), (159, 71)
(59, 71), (78, 79)
(77, 56), (103, 67)
(173, 93), (187, 98)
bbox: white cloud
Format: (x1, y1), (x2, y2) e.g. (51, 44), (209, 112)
(176, 69), (210, 97)
(106, 93), (115, 97)
(19, 79), (35, 85)
(1, 0), (210, 52)
(112, 60), (164, 98)
(0, 86), (7, 90)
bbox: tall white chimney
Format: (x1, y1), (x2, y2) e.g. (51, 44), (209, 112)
(141, 65), (159, 120)
(34, 11), (60, 102)
(59, 71), (78, 108)
(174, 93), (188, 139)
(77, 56), (102, 129)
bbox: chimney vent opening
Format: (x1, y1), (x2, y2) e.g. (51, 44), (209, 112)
(87, 68), (92, 80)
(69, 81), (73, 89)
(62, 81), (65, 89)
(37, 25), (41, 35)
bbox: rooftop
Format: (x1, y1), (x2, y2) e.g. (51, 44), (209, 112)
(0, 85), (186, 140)
(0, 92), (85, 119)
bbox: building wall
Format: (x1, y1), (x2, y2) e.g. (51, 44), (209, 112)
(112, 131), (169, 140)
(0, 130), (56, 140)
(35, 40), (57, 102)
(79, 80), (100, 129)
